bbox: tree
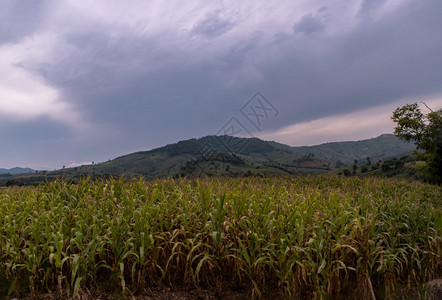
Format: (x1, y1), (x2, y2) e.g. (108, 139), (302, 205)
(391, 103), (441, 184)
(352, 159), (358, 175)
(381, 163), (391, 172)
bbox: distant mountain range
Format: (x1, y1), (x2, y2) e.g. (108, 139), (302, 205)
(0, 134), (415, 185)
(0, 167), (35, 175)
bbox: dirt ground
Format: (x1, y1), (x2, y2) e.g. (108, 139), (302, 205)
(6, 283), (279, 300)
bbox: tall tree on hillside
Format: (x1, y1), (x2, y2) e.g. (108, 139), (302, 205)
(391, 103), (441, 184)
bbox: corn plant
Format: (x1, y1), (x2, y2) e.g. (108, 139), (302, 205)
(0, 175), (440, 299)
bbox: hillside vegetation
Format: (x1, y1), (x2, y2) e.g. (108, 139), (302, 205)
(0, 167), (34, 175)
(1, 134), (415, 185)
(1, 176), (440, 299)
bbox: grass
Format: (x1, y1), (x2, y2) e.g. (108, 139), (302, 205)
(0, 175), (440, 299)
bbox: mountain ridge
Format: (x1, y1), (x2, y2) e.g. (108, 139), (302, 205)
(0, 167), (35, 175)
(0, 133), (415, 185)
(116, 133), (413, 164)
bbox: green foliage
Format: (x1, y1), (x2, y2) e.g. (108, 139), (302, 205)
(392, 103), (442, 184)
(350, 155), (418, 180)
(1, 135), (416, 186)
(0, 176), (440, 298)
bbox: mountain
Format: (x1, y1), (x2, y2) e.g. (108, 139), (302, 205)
(0, 134), (415, 185)
(291, 134), (415, 164)
(0, 167), (35, 175)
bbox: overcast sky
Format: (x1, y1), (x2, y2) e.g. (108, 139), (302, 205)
(1, 0), (441, 169)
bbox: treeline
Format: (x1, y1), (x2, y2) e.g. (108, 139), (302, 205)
(339, 155), (417, 179)
(0, 173), (120, 187)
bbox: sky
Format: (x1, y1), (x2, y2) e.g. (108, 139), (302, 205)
(1, 0), (442, 170)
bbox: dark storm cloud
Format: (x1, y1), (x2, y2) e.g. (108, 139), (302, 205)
(33, 24), (263, 137)
(0, 117), (72, 149)
(1, 0), (442, 168)
(191, 12), (235, 39)
(36, 0), (442, 139)
(0, 0), (51, 44)
(293, 14), (325, 35)
(260, 0), (442, 127)
(221, 31), (264, 66)
(0, 117), (95, 170)
(357, 0), (387, 18)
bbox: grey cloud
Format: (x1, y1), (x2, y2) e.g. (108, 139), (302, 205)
(293, 14), (325, 35)
(2, 1), (442, 169)
(191, 12), (235, 39)
(318, 6), (328, 13)
(0, 117), (72, 150)
(272, 0), (442, 126)
(358, 0), (386, 18)
(39, 0), (442, 139)
(0, 0), (52, 44)
(221, 31), (263, 66)
(0, 119), (85, 170)
(35, 23), (264, 133)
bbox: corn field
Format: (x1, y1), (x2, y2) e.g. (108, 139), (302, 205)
(0, 176), (440, 299)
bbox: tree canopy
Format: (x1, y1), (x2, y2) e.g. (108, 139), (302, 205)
(392, 102), (441, 184)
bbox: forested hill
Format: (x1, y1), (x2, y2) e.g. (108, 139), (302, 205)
(1, 134), (415, 185)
